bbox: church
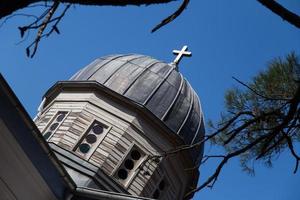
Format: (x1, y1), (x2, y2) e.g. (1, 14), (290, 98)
(0, 47), (205, 200)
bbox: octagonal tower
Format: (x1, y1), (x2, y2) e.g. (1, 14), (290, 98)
(34, 54), (205, 200)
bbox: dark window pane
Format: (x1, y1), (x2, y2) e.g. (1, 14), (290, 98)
(56, 113), (66, 122)
(92, 124), (103, 135)
(153, 190), (160, 199)
(153, 157), (160, 164)
(79, 143), (90, 154)
(86, 134), (97, 144)
(49, 123), (59, 131)
(131, 150), (141, 160)
(159, 180), (165, 190)
(124, 159), (134, 170)
(43, 132), (52, 140)
(117, 169), (128, 180)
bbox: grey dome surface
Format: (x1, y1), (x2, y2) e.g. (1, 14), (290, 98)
(70, 54), (204, 161)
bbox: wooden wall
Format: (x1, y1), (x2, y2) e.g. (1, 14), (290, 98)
(35, 91), (188, 200)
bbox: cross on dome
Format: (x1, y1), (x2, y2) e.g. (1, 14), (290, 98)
(171, 45), (192, 69)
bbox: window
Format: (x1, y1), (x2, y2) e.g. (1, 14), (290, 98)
(114, 145), (145, 185)
(74, 120), (107, 158)
(152, 177), (169, 199)
(43, 111), (68, 140)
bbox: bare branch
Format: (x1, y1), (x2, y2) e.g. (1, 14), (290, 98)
(18, 2), (70, 57)
(1, 0), (185, 57)
(26, 1), (60, 57)
(0, 13), (38, 29)
(257, 0), (300, 29)
(0, 0), (176, 20)
(201, 155), (225, 165)
(151, 0), (189, 32)
(42, 3), (71, 37)
(284, 134), (300, 173)
(184, 134), (269, 199)
(232, 76), (290, 101)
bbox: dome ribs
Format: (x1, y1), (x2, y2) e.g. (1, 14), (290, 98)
(89, 55), (142, 84)
(177, 81), (194, 134)
(161, 73), (184, 121)
(121, 60), (160, 95)
(124, 61), (172, 103)
(191, 97), (203, 144)
(105, 56), (156, 94)
(191, 118), (205, 164)
(143, 64), (174, 105)
(70, 59), (101, 80)
(179, 91), (201, 144)
(84, 55), (127, 80)
(163, 78), (192, 134)
(102, 55), (146, 86)
(144, 66), (179, 119)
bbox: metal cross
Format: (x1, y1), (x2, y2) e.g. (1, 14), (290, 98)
(172, 45), (192, 66)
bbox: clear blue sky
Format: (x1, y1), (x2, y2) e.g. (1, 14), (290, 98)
(0, 0), (300, 200)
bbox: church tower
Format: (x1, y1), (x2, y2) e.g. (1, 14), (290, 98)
(34, 52), (205, 200)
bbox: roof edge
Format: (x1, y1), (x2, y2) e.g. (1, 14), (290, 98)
(0, 73), (76, 198)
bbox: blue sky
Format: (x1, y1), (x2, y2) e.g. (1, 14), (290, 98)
(0, 0), (300, 199)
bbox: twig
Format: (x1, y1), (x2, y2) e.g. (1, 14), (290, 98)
(284, 134), (300, 173)
(152, 0), (190, 32)
(184, 134), (269, 199)
(232, 76), (290, 101)
(26, 1), (60, 57)
(0, 13), (38, 29)
(201, 155), (225, 165)
(21, 2), (71, 58)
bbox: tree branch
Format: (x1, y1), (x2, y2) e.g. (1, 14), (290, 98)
(25, 1), (60, 57)
(232, 76), (291, 101)
(0, 0), (176, 20)
(284, 134), (300, 173)
(184, 134), (269, 199)
(258, 86), (300, 156)
(151, 0), (189, 32)
(0, 0), (37, 19)
(257, 0), (300, 29)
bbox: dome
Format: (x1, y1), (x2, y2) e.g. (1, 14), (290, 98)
(70, 54), (205, 162)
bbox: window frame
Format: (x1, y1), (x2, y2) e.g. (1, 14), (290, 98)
(42, 110), (69, 141)
(112, 142), (148, 188)
(73, 119), (111, 160)
(150, 172), (171, 199)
